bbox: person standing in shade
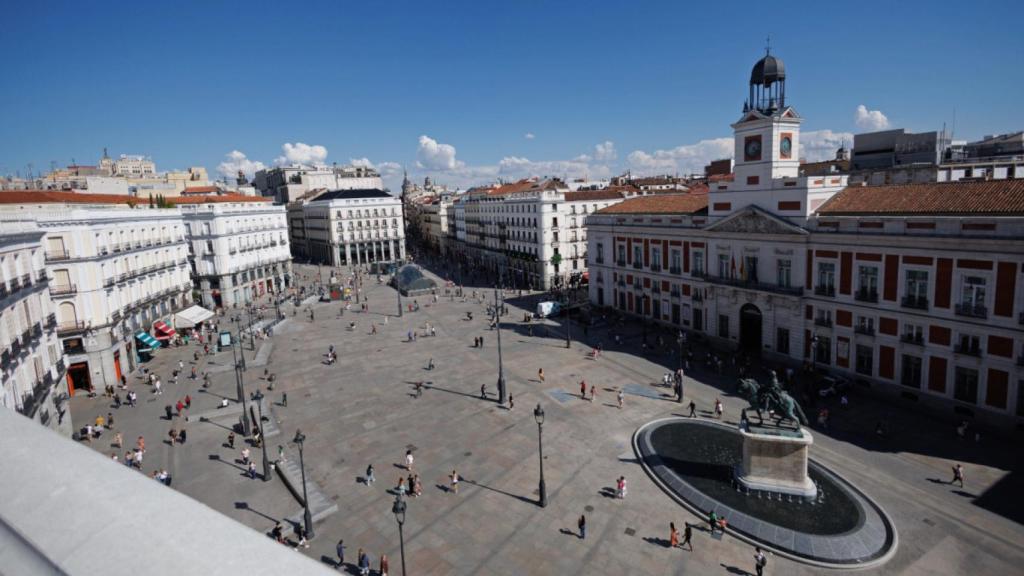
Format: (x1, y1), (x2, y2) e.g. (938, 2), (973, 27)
(682, 523), (693, 551)
(754, 546), (768, 576)
(578, 514), (586, 539)
(335, 539), (346, 570)
(688, 400), (697, 418)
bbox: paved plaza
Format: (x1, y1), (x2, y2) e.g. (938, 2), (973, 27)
(69, 262), (1024, 575)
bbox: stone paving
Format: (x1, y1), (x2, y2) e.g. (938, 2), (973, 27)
(69, 262), (1024, 575)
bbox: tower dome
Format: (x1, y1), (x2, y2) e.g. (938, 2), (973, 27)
(746, 50), (786, 113)
(750, 54), (785, 87)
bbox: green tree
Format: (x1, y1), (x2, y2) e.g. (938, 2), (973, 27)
(550, 252), (562, 272)
(148, 193), (154, 208)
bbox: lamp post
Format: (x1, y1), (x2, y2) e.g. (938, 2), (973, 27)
(293, 429), (314, 539)
(233, 316), (246, 371)
(396, 284), (403, 318)
(533, 403), (548, 507)
(495, 282), (507, 404)
(233, 358), (252, 436)
(392, 494), (408, 576)
(811, 334), (820, 367)
(676, 330), (685, 403)
(246, 307), (256, 351)
(253, 389), (271, 481)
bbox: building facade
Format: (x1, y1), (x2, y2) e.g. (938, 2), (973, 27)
(587, 53), (1024, 431)
(290, 189), (405, 268)
(0, 220), (69, 434)
(178, 197), (292, 309)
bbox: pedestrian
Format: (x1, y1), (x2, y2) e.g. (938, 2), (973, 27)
(951, 463), (965, 488)
(682, 523), (693, 551)
(178, 359), (184, 372)
(154, 379), (162, 395)
(450, 469), (459, 494)
(688, 400), (697, 418)
(580, 380), (587, 399)
(271, 523), (284, 544)
(185, 394), (192, 409)
(114, 393), (122, 408)
(414, 474), (423, 497)
(282, 393), (288, 407)
(120, 374), (128, 389)
(114, 431), (123, 448)
(379, 553), (389, 576)
(106, 412), (114, 429)
(178, 429), (187, 445)
(578, 514), (586, 539)
(670, 522), (679, 548)
(228, 431), (235, 449)
(296, 524), (310, 549)
(137, 436), (146, 452)
(336, 539), (346, 570)
(714, 398), (723, 419)
(248, 461), (257, 479)
(480, 383), (487, 399)
(538, 368), (545, 383)
(396, 477), (407, 496)
(168, 428), (177, 446)
(508, 394), (514, 411)
(176, 399), (184, 416)
(616, 475), (627, 499)
(366, 464), (375, 485)
(617, 389), (624, 409)
(754, 546), (768, 576)
(357, 549), (370, 576)
(405, 449), (414, 471)
(242, 447), (251, 465)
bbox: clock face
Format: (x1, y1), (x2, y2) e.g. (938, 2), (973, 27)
(780, 135), (793, 159)
(744, 136), (762, 161)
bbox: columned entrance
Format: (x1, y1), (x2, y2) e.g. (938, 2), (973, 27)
(739, 303), (762, 355)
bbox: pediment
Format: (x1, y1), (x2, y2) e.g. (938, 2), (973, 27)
(735, 109), (768, 124)
(705, 205), (808, 235)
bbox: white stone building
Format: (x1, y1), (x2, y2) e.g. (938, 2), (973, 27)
(290, 189), (405, 268)
(0, 220), (69, 434)
(587, 52), (1024, 431)
(177, 196), (292, 309)
(113, 155), (156, 178)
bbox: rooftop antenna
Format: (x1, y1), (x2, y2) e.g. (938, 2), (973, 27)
(950, 108), (957, 144)
(765, 35), (771, 55)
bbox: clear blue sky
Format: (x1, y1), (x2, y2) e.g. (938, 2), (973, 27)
(1, 0), (1021, 190)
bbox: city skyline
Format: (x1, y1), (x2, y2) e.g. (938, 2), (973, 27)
(1, 0), (1022, 192)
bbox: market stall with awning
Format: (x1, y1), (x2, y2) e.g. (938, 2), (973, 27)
(153, 320), (177, 341)
(135, 331), (161, 351)
(173, 305), (215, 329)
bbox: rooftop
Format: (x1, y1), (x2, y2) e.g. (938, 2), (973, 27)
(595, 193), (708, 215)
(564, 189), (629, 202)
(168, 194), (271, 204)
(310, 189), (393, 201)
(817, 180), (1024, 216)
(0, 190), (137, 205)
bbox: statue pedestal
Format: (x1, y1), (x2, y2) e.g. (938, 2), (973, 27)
(735, 426), (817, 499)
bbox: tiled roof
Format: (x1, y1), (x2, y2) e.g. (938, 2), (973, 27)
(168, 194), (271, 204)
(565, 189), (628, 202)
(0, 190), (136, 204)
(595, 193), (708, 215)
(181, 186), (220, 194)
(817, 180), (1024, 215)
(708, 173), (735, 182)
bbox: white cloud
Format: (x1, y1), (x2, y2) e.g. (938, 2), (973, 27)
(801, 129), (853, 162)
(627, 137), (733, 175)
(217, 150), (266, 179)
(349, 157), (374, 168)
(524, 133), (535, 140)
(497, 155), (611, 180)
(376, 161), (403, 176)
(416, 135), (463, 171)
(274, 142), (328, 166)
(594, 140), (617, 162)
(854, 105), (890, 131)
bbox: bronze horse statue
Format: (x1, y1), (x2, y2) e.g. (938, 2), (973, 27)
(737, 374), (808, 428)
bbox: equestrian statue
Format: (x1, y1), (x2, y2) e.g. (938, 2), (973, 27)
(736, 370), (808, 429)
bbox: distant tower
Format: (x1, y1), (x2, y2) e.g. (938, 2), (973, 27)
(401, 169), (413, 197)
(236, 170), (249, 186)
(424, 176), (433, 189)
(99, 147), (115, 175)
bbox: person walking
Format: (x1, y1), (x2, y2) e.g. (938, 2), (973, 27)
(178, 429), (187, 445)
(248, 461), (257, 479)
(669, 522), (679, 549)
(682, 523), (693, 551)
(688, 400), (697, 418)
(951, 463), (965, 488)
(168, 428), (177, 446)
(335, 539), (346, 570)
(185, 394), (192, 410)
(114, 431), (124, 448)
(366, 464), (375, 485)
(578, 514), (587, 539)
(480, 383), (487, 399)
(538, 368), (545, 383)
(754, 546), (768, 576)
(405, 449), (414, 472)
(508, 394), (514, 411)
(580, 380), (587, 400)
(379, 554), (389, 576)
(414, 474), (423, 497)
(176, 399), (184, 417)
(165, 404), (174, 420)
(296, 524), (310, 549)
(228, 431), (235, 449)
(242, 447), (251, 466)
(450, 469), (460, 495)
(617, 388), (624, 409)
(616, 476), (627, 499)
(714, 397), (723, 419)
(590, 384), (596, 403)
(396, 477), (407, 496)
(357, 549), (370, 576)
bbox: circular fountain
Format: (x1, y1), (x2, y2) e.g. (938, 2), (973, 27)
(634, 417), (896, 567)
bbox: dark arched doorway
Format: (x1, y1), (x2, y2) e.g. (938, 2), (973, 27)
(739, 303), (762, 355)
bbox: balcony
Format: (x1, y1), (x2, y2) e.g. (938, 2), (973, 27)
(670, 289), (681, 299)
(57, 321), (86, 336)
(901, 295), (929, 310)
(45, 250), (71, 262)
(632, 261), (643, 270)
(32, 324), (43, 339)
(900, 333), (925, 346)
(814, 284), (836, 297)
(954, 303), (987, 319)
(50, 284), (77, 297)
(854, 324), (875, 336)
(650, 264), (662, 272)
(617, 259), (626, 267)
(20, 273), (32, 287)
(45, 313), (56, 329)
(814, 317), (833, 328)
(854, 288), (878, 303)
(669, 266), (682, 275)
(651, 285), (661, 295)
(691, 271), (803, 297)
(954, 343), (982, 357)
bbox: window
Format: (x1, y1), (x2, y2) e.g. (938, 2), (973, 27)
(953, 367), (979, 404)
(902, 323), (924, 343)
(717, 254), (730, 278)
(857, 266), (878, 300)
(693, 252), (704, 275)
(718, 314), (729, 339)
(855, 315), (874, 334)
(904, 270), (929, 306)
(777, 259), (791, 288)
(776, 328), (790, 355)
(956, 333), (981, 356)
(817, 262), (835, 295)
(901, 355), (922, 388)
(670, 250), (681, 273)
(651, 247), (662, 270)
(855, 345), (873, 375)
(959, 275), (986, 314)
(813, 335), (832, 364)
(552, 217), (558, 227)
(744, 256), (758, 283)
(596, 242), (604, 264)
(633, 246), (642, 266)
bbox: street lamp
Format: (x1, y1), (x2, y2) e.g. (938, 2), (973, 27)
(293, 429), (314, 539)
(533, 403), (548, 507)
(246, 307), (256, 351)
(392, 494), (408, 576)
(676, 330), (685, 403)
(233, 357), (252, 436)
(396, 284), (403, 317)
(253, 389), (271, 481)
(233, 316), (246, 371)
(495, 282), (507, 404)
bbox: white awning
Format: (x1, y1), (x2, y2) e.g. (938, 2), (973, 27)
(173, 305), (215, 329)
